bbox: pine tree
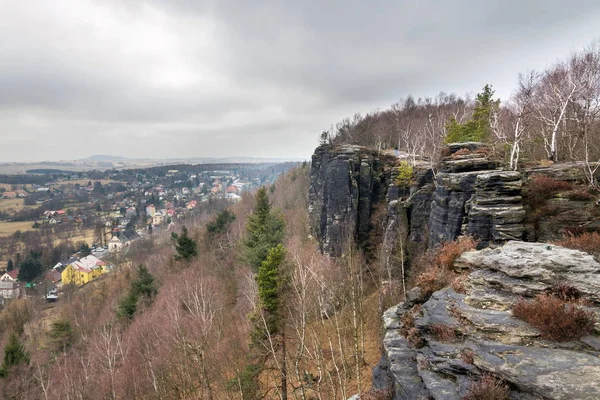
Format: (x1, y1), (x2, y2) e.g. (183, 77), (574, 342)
(445, 84), (500, 143)
(244, 188), (285, 272)
(17, 257), (42, 283)
(6, 260), (13, 272)
(206, 209), (236, 235)
(171, 226), (198, 262)
(0, 333), (29, 377)
(118, 265), (157, 321)
(256, 244), (286, 334)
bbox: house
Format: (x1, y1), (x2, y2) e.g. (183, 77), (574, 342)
(1, 270), (19, 282)
(146, 205), (156, 217)
(108, 235), (124, 253)
(0, 281), (20, 299)
(109, 229), (140, 253)
(44, 269), (62, 285)
(226, 193), (242, 202)
(125, 207), (137, 218)
(54, 257), (78, 273)
(61, 263), (93, 286)
(2, 191), (16, 199)
(15, 190), (28, 198)
(61, 255), (107, 286)
(186, 200), (198, 210)
(153, 211), (165, 226)
(226, 185), (239, 194)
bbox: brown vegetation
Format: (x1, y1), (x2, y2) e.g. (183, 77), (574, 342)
(462, 374), (509, 400)
(413, 237), (478, 297)
(512, 294), (595, 341)
(429, 323), (457, 341)
(554, 231), (600, 259)
(524, 175), (572, 208)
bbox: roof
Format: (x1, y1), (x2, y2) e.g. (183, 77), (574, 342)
(71, 262), (92, 274)
(45, 270), (61, 282)
(78, 255), (105, 269)
(120, 229), (140, 242)
(3, 270), (19, 280)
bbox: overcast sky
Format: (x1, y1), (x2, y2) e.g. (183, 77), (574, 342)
(1, 0), (600, 162)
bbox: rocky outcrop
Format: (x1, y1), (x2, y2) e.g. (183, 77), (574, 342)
(428, 143), (526, 248)
(465, 171), (526, 242)
(381, 241), (600, 400)
(308, 145), (390, 256)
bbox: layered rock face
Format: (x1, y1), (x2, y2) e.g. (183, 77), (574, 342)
(382, 241), (600, 400)
(428, 143), (526, 247)
(308, 145), (389, 256)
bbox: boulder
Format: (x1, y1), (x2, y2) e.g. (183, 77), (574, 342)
(381, 241), (600, 400)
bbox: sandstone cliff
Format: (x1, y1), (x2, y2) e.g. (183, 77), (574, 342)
(308, 143), (600, 400)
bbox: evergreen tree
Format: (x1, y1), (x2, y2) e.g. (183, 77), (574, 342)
(256, 244), (286, 334)
(244, 188), (285, 272)
(445, 84), (500, 143)
(0, 333), (29, 378)
(6, 259), (13, 272)
(206, 209), (236, 235)
(17, 258), (42, 283)
(171, 226), (198, 262)
(14, 253), (21, 269)
(80, 243), (91, 257)
(118, 265), (157, 320)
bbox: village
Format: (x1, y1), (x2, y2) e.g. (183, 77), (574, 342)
(0, 162), (296, 305)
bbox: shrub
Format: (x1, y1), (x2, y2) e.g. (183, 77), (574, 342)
(452, 148), (472, 157)
(460, 349), (475, 364)
(554, 232), (600, 259)
(414, 266), (454, 298)
(429, 323), (457, 341)
(512, 294), (595, 341)
(451, 274), (468, 294)
(361, 389), (393, 400)
(400, 305), (425, 348)
(394, 161), (414, 188)
(432, 236), (478, 270)
(566, 189), (594, 201)
(462, 374), (509, 400)
(525, 175), (572, 208)
(413, 237), (478, 297)
(547, 282), (583, 302)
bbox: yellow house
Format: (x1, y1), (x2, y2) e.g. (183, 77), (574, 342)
(61, 263), (93, 286)
(60, 255), (110, 286)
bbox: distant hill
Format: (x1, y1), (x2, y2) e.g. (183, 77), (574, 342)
(84, 155), (129, 162)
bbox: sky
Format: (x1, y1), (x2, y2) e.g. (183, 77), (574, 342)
(1, 0), (600, 162)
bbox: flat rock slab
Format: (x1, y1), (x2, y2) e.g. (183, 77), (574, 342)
(456, 241), (600, 303)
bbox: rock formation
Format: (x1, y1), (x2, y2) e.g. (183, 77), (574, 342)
(380, 241), (600, 400)
(308, 144), (391, 256)
(309, 142), (600, 400)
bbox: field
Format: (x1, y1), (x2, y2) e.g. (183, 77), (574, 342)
(0, 220), (36, 236)
(58, 179), (124, 186)
(51, 229), (95, 246)
(0, 198), (35, 213)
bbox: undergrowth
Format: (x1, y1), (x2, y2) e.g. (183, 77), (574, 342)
(512, 293), (595, 341)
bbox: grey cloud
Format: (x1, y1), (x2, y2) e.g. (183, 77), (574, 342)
(1, 0), (600, 161)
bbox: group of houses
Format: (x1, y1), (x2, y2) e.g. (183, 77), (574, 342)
(1, 190), (28, 199)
